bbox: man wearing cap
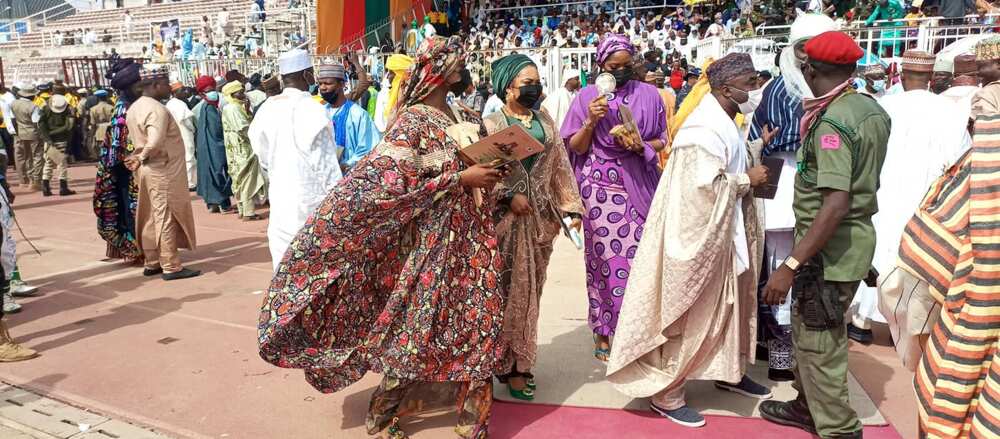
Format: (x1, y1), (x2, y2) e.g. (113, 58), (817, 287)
(220, 80), (267, 221)
(608, 52), (773, 429)
(541, 68), (581, 129)
(249, 49), (343, 270)
(36, 94), (75, 197)
(848, 50), (972, 345)
(193, 75), (234, 213)
(10, 84), (43, 190)
(166, 82), (197, 191)
(315, 62), (380, 172)
(33, 82), (52, 108)
(858, 63), (888, 98)
(123, 66), (200, 281)
(941, 54), (980, 118)
(760, 31), (889, 439)
(973, 36), (1000, 121)
(748, 13), (838, 383)
(87, 90), (114, 161)
(931, 54), (955, 94)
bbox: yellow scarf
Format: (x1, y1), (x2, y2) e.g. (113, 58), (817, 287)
(384, 54), (414, 120)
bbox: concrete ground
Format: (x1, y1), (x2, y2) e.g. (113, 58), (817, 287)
(0, 165), (918, 438)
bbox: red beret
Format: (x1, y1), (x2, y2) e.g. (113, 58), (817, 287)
(804, 31), (864, 65)
(195, 75), (217, 93)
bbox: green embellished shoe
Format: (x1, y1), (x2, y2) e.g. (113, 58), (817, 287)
(523, 372), (536, 390)
(507, 382), (535, 401)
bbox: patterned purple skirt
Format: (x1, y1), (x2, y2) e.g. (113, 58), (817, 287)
(577, 155), (644, 337)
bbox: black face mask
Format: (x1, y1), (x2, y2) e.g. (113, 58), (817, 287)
(449, 80), (468, 96)
(450, 68), (472, 95)
(610, 66), (634, 88)
(320, 90), (339, 103)
(515, 84), (543, 108)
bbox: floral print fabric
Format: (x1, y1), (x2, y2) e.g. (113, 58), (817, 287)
(257, 104), (506, 394)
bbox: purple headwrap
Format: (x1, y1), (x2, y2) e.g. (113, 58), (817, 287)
(596, 33), (636, 65)
(107, 58), (142, 91)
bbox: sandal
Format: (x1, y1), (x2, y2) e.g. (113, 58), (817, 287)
(523, 372), (536, 390)
(497, 371), (535, 400)
(385, 417), (408, 439)
(593, 334), (611, 363)
(241, 214), (263, 222)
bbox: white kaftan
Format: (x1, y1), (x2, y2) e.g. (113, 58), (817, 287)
(852, 90), (972, 327)
(166, 97), (198, 189)
(249, 87), (343, 270)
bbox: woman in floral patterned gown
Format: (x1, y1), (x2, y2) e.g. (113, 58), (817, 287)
(257, 36), (507, 439)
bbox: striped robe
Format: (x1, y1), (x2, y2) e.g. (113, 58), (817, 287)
(901, 114), (1000, 438)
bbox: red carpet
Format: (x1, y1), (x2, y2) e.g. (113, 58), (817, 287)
(491, 401), (903, 439)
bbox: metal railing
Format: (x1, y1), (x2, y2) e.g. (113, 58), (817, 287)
(0, 1), (78, 49)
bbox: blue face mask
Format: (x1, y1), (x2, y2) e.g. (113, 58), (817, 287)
(871, 79), (886, 92)
(205, 91), (220, 102)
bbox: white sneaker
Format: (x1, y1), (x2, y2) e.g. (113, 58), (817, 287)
(2, 294), (22, 313)
(9, 281), (39, 297)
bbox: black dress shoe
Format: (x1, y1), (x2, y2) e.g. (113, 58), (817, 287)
(162, 268), (202, 281)
(847, 323), (874, 345)
(760, 400), (817, 434)
(208, 205), (221, 213)
(143, 267), (163, 276)
(768, 368), (795, 382)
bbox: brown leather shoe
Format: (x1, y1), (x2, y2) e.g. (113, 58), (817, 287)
(760, 400), (816, 434)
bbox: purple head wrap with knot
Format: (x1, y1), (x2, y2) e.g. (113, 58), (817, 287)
(596, 33), (635, 65)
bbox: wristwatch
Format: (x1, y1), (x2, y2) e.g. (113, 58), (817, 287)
(783, 256), (801, 272)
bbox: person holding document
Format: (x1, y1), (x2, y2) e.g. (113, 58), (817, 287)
(561, 33), (667, 362)
(258, 36), (507, 439)
(483, 53), (583, 401)
(606, 52), (773, 428)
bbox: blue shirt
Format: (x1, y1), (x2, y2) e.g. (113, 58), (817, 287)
(748, 76), (804, 156)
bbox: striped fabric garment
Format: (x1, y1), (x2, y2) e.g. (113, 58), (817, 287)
(899, 114), (1000, 438)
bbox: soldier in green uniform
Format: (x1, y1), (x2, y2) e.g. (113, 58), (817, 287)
(758, 31), (890, 439)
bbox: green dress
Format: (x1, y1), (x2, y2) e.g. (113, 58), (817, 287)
(505, 113), (545, 173)
(221, 101), (267, 216)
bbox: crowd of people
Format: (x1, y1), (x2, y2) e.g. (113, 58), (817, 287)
(0, 1), (997, 439)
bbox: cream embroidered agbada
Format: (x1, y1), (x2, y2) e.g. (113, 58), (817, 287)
(606, 94), (763, 405)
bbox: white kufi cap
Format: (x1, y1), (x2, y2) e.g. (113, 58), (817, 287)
(278, 49), (312, 75)
(562, 68), (581, 83)
(789, 13), (838, 44)
(934, 55), (955, 73)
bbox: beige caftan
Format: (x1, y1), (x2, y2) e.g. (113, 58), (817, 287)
(126, 96), (197, 272)
(483, 110), (584, 373)
(606, 95), (764, 407)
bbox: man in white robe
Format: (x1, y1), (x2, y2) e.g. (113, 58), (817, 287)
(249, 49), (343, 270)
(848, 50), (973, 343)
(541, 68), (580, 129)
(940, 54), (980, 122)
(607, 53), (772, 429)
(166, 83), (197, 190)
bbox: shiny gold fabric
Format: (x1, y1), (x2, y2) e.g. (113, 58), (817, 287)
(606, 135), (764, 398)
(483, 110), (583, 373)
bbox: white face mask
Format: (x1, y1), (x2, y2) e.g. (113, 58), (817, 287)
(871, 79), (886, 92)
(729, 86), (761, 116)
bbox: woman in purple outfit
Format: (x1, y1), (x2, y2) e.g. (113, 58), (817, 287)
(560, 34), (667, 361)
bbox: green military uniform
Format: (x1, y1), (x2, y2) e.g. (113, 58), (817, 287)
(791, 89), (889, 438)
